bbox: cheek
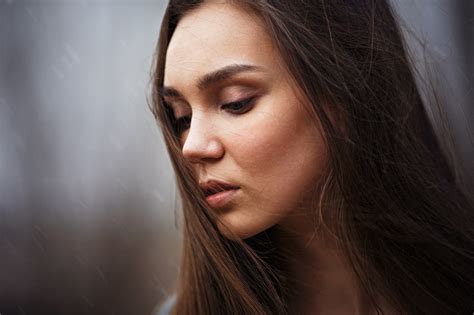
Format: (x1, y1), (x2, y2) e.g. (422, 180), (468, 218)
(228, 104), (327, 209)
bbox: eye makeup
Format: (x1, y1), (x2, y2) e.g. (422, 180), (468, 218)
(174, 115), (191, 136)
(220, 97), (256, 114)
(218, 85), (259, 103)
(164, 83), (263, 137)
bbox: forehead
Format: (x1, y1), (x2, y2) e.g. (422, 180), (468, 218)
(164, 2), (280, 88)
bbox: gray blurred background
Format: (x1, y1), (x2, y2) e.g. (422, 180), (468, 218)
(0, 0), (472, 314)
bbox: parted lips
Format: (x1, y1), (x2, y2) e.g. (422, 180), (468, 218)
(199, 180), (239, 197)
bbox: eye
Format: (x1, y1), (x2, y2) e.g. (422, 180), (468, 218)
(171, 97), (256, 137)
(220, 97), (255, 114)
(173, 115), (191, 135)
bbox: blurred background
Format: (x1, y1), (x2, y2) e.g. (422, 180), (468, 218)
(0, 0), (472, 314)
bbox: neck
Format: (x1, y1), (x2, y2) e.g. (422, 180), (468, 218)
(274, 217), (375, 315)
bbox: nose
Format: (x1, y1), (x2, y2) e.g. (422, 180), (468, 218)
(182, 116), (224, 164)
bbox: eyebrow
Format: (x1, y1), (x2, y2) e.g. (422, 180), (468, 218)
(160, 63), (264, 98)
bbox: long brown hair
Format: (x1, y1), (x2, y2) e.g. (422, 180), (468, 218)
(150, 0), (474, 314)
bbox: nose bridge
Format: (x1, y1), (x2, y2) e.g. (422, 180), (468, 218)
(182, 111), (222, 162)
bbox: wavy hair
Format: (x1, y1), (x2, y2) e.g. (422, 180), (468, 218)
(150, 0), (474, 314)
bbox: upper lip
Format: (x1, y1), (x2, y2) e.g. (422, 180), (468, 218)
(199, 180), (240, 197)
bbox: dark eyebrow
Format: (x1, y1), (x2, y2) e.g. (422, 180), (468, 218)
(159, 86), (182, 98)
(160, 63), (264, 98)
(197, 63), (264, 90)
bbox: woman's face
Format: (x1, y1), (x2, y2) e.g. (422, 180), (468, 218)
(163, 1), (327, 239)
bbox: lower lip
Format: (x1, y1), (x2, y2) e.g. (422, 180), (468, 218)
(206, 189), (239, 208)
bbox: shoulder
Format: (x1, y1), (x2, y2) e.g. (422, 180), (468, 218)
(155, 294), (176, 315)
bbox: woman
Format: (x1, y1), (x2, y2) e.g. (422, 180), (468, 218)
(150, 0), (474, 314)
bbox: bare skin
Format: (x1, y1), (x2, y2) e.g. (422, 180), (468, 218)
(276, 217), (398, 315)
(163, 1), (398, 314)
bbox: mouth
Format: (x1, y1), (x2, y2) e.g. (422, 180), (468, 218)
(199, 180), (240, 208)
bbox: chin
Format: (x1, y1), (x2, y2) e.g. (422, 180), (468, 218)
(216, 214), (277, 241)
(216, 221), (256, 240)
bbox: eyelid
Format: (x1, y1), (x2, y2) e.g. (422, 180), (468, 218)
(173, 115), (191, 136)
(163, 97), (190, 119)
(220, 96), (256, 114)
(175, 96), (256, 118)
(170, 96), (257, 136)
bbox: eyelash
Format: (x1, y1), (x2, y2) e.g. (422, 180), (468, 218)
(221, 97), (255, 114)
(173, 97), (255, 135)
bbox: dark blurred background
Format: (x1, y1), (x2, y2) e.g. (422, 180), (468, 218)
(0, 0), (472, 314)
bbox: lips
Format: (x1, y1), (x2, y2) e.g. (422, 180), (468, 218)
(198, 180), (240, 208)
(199, 180), (240, 197)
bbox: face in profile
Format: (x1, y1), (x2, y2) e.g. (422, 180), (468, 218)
(163, 1), (328, 239)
